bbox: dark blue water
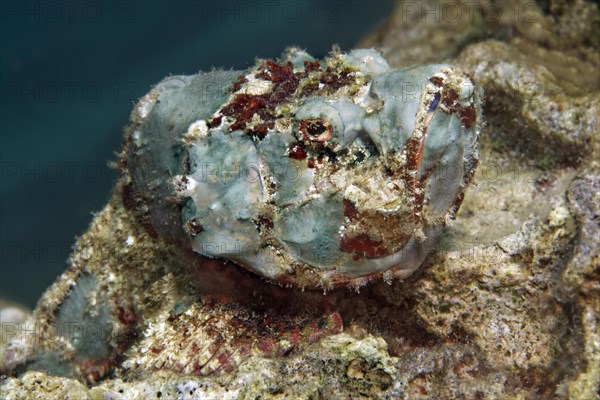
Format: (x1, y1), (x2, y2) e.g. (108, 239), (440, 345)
(0, 0), (394, 308)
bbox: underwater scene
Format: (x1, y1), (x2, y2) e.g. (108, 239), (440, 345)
(1, 1), (599, 399)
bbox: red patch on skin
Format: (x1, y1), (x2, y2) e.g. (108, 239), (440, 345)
(257, 337), (276, 354)
(216, 351), (232, 372)
(340, 233), (389, 259)
(218, 60), (303, 139)
(330, 312), (344, 332)
(429, 76), (444, 87)
(404, 135), (422, 173)
(437, 86), (477, 129)
(208, 114), (223, 128)
(260, 61), (294, 83)
(288, 141), (308, 160)
(442, 88), (459, 107)
(221, 93), (269, 131)
(402, 135), (426, 219)
(192, 360), (203, 374)
(320, 66), (355, 93)
(230, 75), (248, 93)
(253, 123), (270, 135)
(342, 198), (360, 222)
(116, 305), (137, 325)
(304, 60), (321, 71)
(459, 106), (477, 128)
(257, 215), (274, 230)
(256, 60), (300, 103)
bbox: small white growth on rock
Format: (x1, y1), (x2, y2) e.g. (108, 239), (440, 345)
(125, 235), (135, 247)
(239, 76), (273, 96)
(185, 120), (209, 142)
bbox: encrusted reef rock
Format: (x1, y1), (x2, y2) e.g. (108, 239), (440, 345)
(1, 0), (599, 399)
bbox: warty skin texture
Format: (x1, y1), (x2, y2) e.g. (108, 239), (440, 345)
(123, 48), (481, 289)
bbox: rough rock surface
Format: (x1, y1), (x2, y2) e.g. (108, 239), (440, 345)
(1, 0), (598, 399)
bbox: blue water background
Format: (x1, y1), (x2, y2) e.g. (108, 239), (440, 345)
(0, 0), (393, 307)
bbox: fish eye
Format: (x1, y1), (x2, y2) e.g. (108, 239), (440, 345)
(299, 118), (333, 143)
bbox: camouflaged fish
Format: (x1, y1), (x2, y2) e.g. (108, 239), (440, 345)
(122, 48), (481, 288)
